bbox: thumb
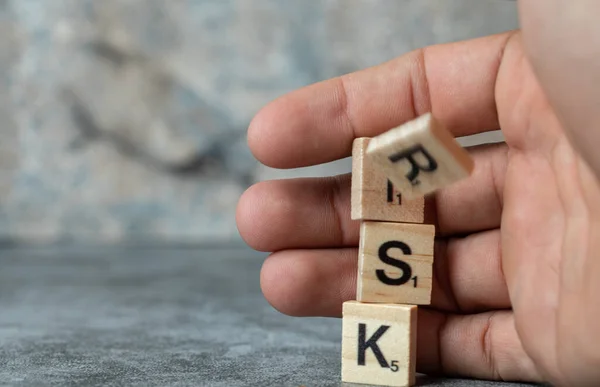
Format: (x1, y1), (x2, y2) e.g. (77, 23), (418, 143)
(518, 0), (600, 177)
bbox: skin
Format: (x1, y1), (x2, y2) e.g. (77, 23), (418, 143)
(237, 2), (600, 385)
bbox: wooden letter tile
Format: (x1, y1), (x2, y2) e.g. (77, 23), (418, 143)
(357, 222), (435, 305)
(352, 138), (425, 223)
(366, 113), (474, 199)
(342, 301), (417, 387)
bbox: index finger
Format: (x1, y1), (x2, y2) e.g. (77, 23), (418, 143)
(248, 32), (514, 169)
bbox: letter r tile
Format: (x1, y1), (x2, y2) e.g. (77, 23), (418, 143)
(366, 113), (474, 199)
(342, 301), (417, 387)
(357, 221), (435, 305)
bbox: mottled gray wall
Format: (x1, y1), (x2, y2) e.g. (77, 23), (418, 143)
(1, 0), (517, 244)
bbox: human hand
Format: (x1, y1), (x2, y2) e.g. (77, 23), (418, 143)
(236, 26), (600, 387)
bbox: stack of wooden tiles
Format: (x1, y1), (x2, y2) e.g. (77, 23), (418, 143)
(341, 113), (474, 387)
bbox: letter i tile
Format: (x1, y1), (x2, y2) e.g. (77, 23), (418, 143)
(351, 137), (426, 224)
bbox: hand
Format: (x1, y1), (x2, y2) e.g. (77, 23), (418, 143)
(236, 24), (600, 387)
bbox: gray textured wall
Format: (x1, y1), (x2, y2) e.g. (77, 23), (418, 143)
(1, 0), (517, 245)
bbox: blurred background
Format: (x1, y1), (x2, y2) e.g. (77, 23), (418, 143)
(1, 0), (517, 246)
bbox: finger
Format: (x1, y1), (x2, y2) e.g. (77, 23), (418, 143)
(236, 143), (507, 252)
(260, 230), (509, 318)
(417, 309), (543, 382)
(433, 229), (509, 313)
(260, 248), (358, 318)
(248, 32), (514, 169)
(236, 174), (357, 252)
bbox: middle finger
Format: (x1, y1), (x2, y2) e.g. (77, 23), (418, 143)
(259, 229), (510, 317)
(237, 142), (507, 252)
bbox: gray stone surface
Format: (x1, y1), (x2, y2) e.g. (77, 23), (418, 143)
(1, 1), (517, 244)
(0, 246), (539, 386)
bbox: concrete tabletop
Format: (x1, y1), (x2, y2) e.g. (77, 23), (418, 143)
(0, 246), (537, 386)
